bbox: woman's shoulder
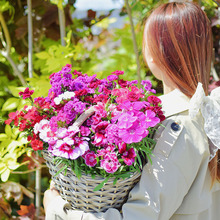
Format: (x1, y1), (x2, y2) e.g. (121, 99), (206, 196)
(154, 110), (209, 160)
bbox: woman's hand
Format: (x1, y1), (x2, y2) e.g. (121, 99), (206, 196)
(43, 181), (60, 212)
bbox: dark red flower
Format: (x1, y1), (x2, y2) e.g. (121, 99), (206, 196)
(147, 95), (161, 105)
(19, 88), (34, 99)
(74, 89), (88, 97)
(118, 79), (128, 88)
(118, 143), (136, 166)
(89, 80), (101, 89)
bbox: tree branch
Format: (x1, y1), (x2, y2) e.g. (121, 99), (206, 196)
(0, 11), (26, 86)
(125, 0), (142, 86)
(0, 11), (11, 54)
(58, 6), (66, 46)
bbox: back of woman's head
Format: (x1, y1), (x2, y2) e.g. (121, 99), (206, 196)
(143, 2), (213, 97)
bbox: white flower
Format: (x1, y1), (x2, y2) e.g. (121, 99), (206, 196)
(54, 91), (75, 105)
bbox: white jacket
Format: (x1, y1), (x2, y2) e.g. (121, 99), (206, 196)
(46, 89), (220, 220)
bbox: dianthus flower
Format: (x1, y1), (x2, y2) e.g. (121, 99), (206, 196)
(100, 152), (121, 173)
(84, 151), (97, 167)
(112, 70), (124, 76)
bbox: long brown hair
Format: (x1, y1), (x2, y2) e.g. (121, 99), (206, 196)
(143, 2), (219, 184)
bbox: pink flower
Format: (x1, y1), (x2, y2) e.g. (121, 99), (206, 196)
(107, 75), (118, 81)
(97, 144), (115, 157)
(118, 143), (136, 166)
(19, 88), (34, 99)
(117, 113), (137, 129)
(111, 88), (130, 104)
(118, 122), (149, 144)
(106, 124), (121, 144)
(128, 86), (145, 101)
(80, 126), (91, 136)
(51, 136), (89, 160)
(92, 121), (109, 146)
(112, 70), (124, 76)
(100, 153), (121, 173)
(145, 110), (160, 128)
(52, 140), (75, 159)
(84, 151), (97, 167)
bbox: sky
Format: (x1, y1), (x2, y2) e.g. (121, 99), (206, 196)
(74, 0), (124, 11)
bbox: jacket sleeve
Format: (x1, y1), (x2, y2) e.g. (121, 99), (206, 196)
(46, 113), (210, 220)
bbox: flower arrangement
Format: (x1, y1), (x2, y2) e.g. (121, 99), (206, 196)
(6, 64), (165, 189)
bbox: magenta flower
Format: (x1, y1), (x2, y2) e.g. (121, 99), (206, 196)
(145, 110), (160, 128)
(118, 121), (149, 144)
(112, 70), (124, 76)
(119, 100), (145, 112)
(84, 151), (97, 167)
(123, 148), (136, 166)
(106, 124), (121, 144)
(141, 80), (156, 93)
(80, 126), (91, 136)
(19, 88), (34, 99)
(117, 112), (137, 129)
(107, 75), (118, 81)
(97, 144), (115, 157)
(118, 143), (136, 166)
(100, 153), (121, 173)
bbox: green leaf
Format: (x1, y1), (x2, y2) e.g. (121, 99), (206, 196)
(2, 98), (20, 111)
(8, 86), (26, 97)
(35, 51), (50, 60)
(54, 165), (67, 177)
(5, 124), (12, 138)
(93, 176), (110, 192)
(113, 177), (118, 185)
(1, 168), (10, 182)
(74, 160), (81, 179)
(136, 153), (142, 169)
(0, 133), (8, 141)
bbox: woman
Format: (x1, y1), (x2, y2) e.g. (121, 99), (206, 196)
(43, 2), (220, 219)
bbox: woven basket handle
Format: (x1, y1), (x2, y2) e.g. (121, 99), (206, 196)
(72, 106), (95, 128)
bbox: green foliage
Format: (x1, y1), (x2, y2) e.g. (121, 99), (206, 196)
(0, 125), (28, 182)
(0, 0), (14, 22)
(0, 0), (219, 216)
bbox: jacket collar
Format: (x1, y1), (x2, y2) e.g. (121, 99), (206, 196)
(159, 89), (190, 118)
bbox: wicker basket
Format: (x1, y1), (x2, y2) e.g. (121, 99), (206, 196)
(43, 150), (141, 213)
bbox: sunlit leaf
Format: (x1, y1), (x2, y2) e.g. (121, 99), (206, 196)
(95, 17), (117, 29)
(0, 133), (8, 141)
(8, 86), (26, 97)
(5, 124), (12, 138)
(1, 168), (10, 182)
(35, 51), (50, 60)
(2, 97), (20, 111)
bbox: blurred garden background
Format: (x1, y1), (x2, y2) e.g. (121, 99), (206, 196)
(0, 0), (219, 219)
